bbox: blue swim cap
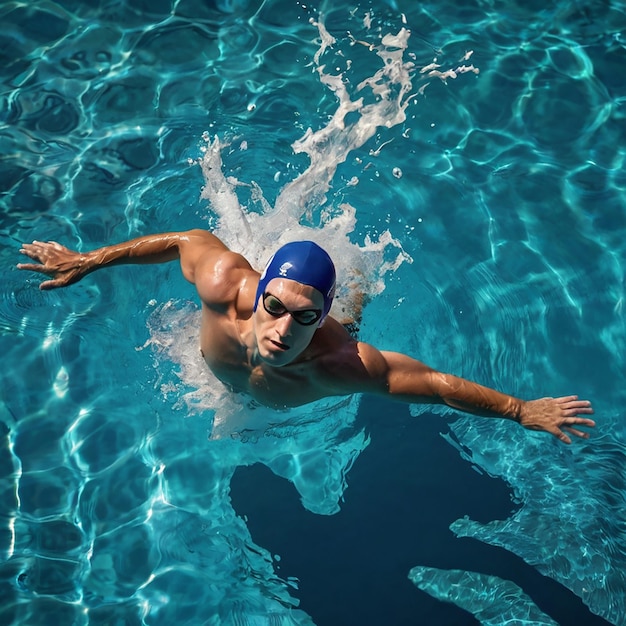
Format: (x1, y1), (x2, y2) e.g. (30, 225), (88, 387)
(254, 241), (336, 319)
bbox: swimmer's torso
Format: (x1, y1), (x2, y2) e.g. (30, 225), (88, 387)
(198, 303), (346, 409)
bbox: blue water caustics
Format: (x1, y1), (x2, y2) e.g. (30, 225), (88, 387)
(409, 566), (558, 625)
(1, 0), (625, 624)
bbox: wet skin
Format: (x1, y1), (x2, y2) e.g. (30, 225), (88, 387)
(18, 230), (596, 442)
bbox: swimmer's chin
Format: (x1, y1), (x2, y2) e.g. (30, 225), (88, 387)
(255, 345), (298, 367)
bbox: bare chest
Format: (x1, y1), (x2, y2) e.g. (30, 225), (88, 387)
(247, 361), (329, 408)
(199, 311), (327, 409)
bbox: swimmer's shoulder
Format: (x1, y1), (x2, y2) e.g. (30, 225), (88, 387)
(310, 316), (358, 366)
(189, 243), (259, 309)
(317, 314), (356, 341)
(312, 318), (388, 393)
(178, 230), (251, 282)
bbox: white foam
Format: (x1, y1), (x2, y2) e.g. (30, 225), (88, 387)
(141, 16), (429, 447)
(197, 20), (418, 325)
(150, 16), (484, 424)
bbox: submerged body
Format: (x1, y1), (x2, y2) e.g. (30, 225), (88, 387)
(18, 229), (595, 443)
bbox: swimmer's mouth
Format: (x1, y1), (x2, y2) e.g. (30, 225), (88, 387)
(270, 339), (290, 351)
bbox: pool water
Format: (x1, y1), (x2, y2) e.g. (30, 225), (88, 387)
(1, 0), (625, 624)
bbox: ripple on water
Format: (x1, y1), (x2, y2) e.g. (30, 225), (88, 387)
(69, 409), (143, 474)
(2, 4), (70, 48)
(87, 601), (144, 626)
(156, 74), (222, 120)
(14, 519), (85, 558)
(593, 42), (626, 97)
(78, 456), (155, 534)
(85, 75), (161, 125)
(0, 162), (30, 198)
(85, 524), (157, 599)
(17, 554), (83, 598)
(11, 172), (64, 214)
(13, 413), (70, 472)
(458, 128), (518, 167)
(134, 22), (220, 71)
(138, 566), (223, 624)
(522, 72), (606, 151)
(0, 32), (33, 85)
(0, 125), (65, 185)
(18, 466), (78, 519)
(69, 131), (161, 204)
(8, 594), (84, 626)
(48, 25), (119, 80)
(160, 455), (223, 508)
(2, 2), (625, 625)
(14, 90), (81, 136)
(1, 282), (52, 337)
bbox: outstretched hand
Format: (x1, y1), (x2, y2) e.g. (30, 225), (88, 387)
(17, 241), (86, 290)
(519, 395), (595, 444)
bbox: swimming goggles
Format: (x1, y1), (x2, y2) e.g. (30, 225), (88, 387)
(262, 292), (322, 326)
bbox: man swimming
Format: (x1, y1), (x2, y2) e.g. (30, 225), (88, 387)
(17, 229), (595, 443)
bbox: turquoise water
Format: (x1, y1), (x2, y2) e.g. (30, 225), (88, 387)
(2, 0), (625, 624)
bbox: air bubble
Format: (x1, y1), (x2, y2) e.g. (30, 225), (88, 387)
(53, 366), (69, 398)
(392, 167), (402, 179)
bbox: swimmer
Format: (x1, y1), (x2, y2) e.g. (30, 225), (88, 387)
(17, 230), (595, 443)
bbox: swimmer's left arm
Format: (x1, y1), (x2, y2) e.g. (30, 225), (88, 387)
(382, 350), (595, 443)
(332, 344), (595, 444)
(17, 230), (231, 290)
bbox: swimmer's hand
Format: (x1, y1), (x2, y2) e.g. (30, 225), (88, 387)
(18, 241), (87, 290)
(519, 395), (595, 444)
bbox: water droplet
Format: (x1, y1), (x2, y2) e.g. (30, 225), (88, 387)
(53, 366), (69, 399)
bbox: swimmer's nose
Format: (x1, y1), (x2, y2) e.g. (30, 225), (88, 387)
(274, 312), (293, 337)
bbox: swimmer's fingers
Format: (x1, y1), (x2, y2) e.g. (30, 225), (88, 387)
(520, 396), (595, 445)
(554, 395), (595, 416)
(19, 241), (45, 257)
(17, 264), (79, 289)
(16, 261), (55, 275)
(31, 272), (82, 290)
(18, 241), (85, 289)
(552, 428), (573, 445)
(551, 417), (596, 445)
(20, 240), (60, 261)
(563, 425), (591, 440)
(20, 240), (75, 261)
(38, 277), (72, 291)
(18, 242), (47, 270)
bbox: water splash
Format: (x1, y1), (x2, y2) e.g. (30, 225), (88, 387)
(197, 19), (422, 321)
(10, 2), (623, 625)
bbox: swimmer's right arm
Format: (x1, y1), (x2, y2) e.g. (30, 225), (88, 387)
(18, 230), (228, 290)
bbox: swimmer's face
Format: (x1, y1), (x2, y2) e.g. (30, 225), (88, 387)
(253, 278), (325, 367)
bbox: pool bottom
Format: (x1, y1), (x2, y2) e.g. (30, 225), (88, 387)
(230, 398), (613, 626)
